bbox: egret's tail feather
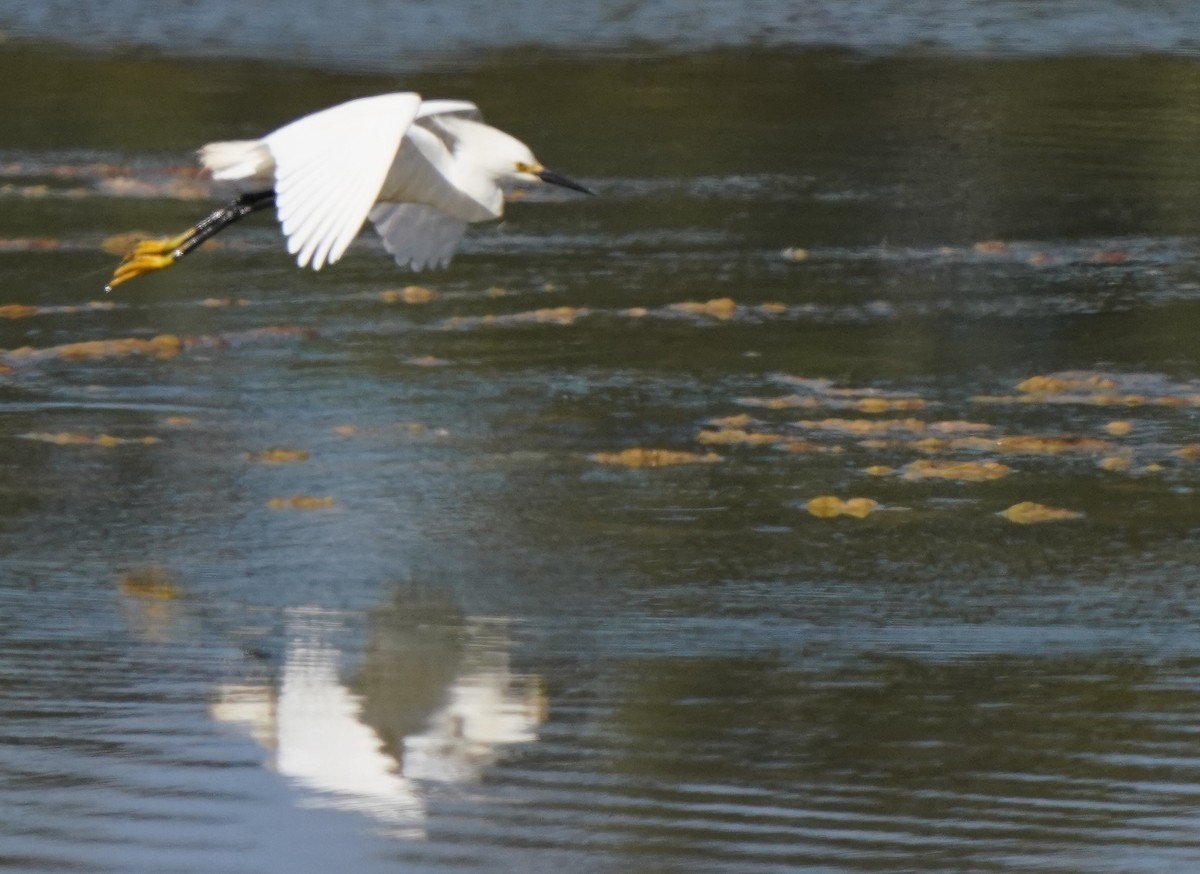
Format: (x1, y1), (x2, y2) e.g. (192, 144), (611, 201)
(199, 140), (274, 183)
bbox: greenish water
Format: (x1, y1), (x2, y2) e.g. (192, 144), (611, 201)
(2, 41), (1200, 874)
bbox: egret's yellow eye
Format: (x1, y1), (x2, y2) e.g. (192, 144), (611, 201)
(515, 161), (534, 174)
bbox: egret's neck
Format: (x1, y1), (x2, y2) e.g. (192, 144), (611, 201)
(449, 167), (505, 220)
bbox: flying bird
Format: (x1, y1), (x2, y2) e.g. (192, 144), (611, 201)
(106, 93), (593, 291)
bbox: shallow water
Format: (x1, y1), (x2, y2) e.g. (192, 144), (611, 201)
(2, 35), (1200, 874)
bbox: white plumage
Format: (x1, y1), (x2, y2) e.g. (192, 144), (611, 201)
(196, 93), (588, 271)
(106, 93), (591, 291)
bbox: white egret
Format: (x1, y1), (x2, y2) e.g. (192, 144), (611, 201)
(106, 92), (593, 291)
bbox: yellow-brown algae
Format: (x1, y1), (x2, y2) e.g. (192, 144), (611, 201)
(22, 431), (94, 445)
(900, 459), (1011, 482)
(448, 307), (587, 328)
(267, 496), (336, 510)
(795, 417), (927, 435)
(590, 448), (721, 468)
(993, 435), (1112, 455)
(1016, 374), (1117, 394)
(118, 566), (182, 601)
(379, 285), (437, 304)
(522, 306), (584, 324)
(842, 498), (879, 518)
(707, 413), (755, 429)
(1104, 420), (1133, 437)
(738, 394), (821, 410)
(35, 334), (185, 362)
(806, 496), (845, 518)
(1094, 394), (1148, 407)
(776, 439), (837, 454)
(912, 437), (950, 454)
(1000, 502), (1083, 524)
(0, 304), (40, 320)
(245, 448), (310, 464)
(0, 236), (61, 249)
(806, 496), (879, 519)
(670, 298), (738, 320)
(852, 397), (925, 413)
(20, 431), (159, 447)
(696, 428), (781, 446)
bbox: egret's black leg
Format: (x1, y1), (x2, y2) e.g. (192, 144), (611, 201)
(174, 190), (276, 257)
(106, 189), (276, 291)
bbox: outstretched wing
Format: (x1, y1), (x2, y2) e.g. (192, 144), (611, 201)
(264, 93), (423, 270)
(414, 100), (484, 156)
(416, 99), (482, 123)
(368, 203), (467, 270)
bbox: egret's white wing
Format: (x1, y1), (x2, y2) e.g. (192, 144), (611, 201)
(378, 125), (503, 224)
(413, 102), (486, 161)
(416, 100), (482, 122)
(368, 203), (467, 270)
(264, 93), (423, 270)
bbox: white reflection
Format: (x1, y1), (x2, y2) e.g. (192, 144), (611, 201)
(210, 604), (544, 837)
(403, 636), (546, 784)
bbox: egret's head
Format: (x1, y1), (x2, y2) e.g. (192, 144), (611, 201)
(475, 128), (593, 195)
(455, 121), (594, 199)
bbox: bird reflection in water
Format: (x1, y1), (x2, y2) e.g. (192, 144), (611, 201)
(210, 597), (546, 836)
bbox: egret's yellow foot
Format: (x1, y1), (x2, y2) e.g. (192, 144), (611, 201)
(124, 232), (193, 261)
(106, 251), (177, 292)
(105, 231), (193, 292)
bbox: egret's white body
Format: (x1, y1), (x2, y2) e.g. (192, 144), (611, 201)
(106, 92), (591, 290)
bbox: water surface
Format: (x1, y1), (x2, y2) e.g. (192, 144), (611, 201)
(2, 38), (1200, 874)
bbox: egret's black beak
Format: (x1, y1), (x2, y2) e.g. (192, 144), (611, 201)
(536, 169), (595, 196)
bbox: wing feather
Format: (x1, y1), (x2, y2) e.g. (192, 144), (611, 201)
(264, 93), (423, 269)
(416, 99), (482, 122)
(309, 170), (375, 269)
(368, 203), (467, 271)
(292, 157), (370, 268)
